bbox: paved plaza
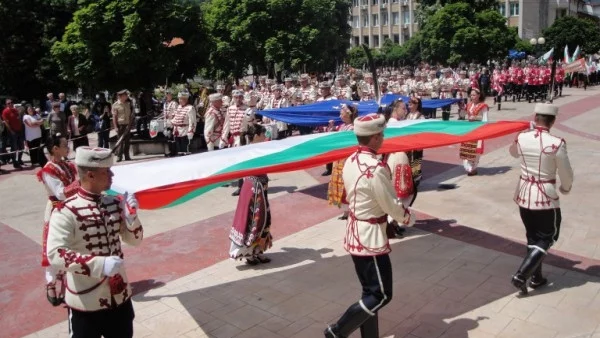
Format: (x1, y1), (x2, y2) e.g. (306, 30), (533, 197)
(2, 87), (600, 338)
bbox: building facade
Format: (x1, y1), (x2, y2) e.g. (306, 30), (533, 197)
(498, 0), (593, 40)
(349, 0), (418, 48)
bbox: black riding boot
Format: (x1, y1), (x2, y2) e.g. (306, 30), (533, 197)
(359, 313), (379, 338)
(529, 261), (548, 289)
(324, 302), (371, 338)
(511, 248), (545, 295)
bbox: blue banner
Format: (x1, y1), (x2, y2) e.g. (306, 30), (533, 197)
(260, 95), (462, 127)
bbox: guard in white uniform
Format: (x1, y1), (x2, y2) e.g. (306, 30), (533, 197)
(509, 103), (574, 294)
(325, 114), (415, 338)
(47, 147), (143, 338)
(204, 93), (227, 151)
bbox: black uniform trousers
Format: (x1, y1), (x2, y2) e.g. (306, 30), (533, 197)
(68, 298), (134, 338)
(353, 254), (393, 313)
(519, 207), (562, 251)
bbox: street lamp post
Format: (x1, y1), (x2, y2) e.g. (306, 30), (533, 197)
(530, 37), (546, 61)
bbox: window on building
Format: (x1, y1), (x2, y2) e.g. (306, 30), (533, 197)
(382, 0), (388, 4)
(392, 0), (399, 3)
(382, 12), (389, 25)
(498, 3), (506, 17)
(392, 12), (399, 25)
(404, 33), (410, 42)
(510, 2), (519, 16)
(372, 13), (379, 26)
(364, 36), (370, 46)
(403, 11), (410, 25)
(353, 0), (359, 6)
(361, 0), (368, 5)
(393, 34), (400, 43)
(354, 36), (360, 46)
(373, 35), (380, 47)
(363, 15), (369, 27)
(556, 8), (567, 18)
(372, 0), (378, 5)
(383, 34), (389, 41)
(353, 16), (360, 28)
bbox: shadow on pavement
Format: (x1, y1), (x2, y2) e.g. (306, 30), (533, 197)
(129, 225), (598, 337)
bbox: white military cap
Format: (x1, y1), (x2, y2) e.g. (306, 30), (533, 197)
(284, 77), (293, 82)
(534, 103), (558, 116)
(271, 84), (281, 91)
(216, 84), (225, 90)
(231, 89), (244, 97)
(379, 78), (388, 84)
(178, 90), (190, 98)
(459, 70), (467, 75)
(75, 147), (114, 168)
(265, 79), (274, 85)
(354, 114), (386, 136)
(209, 93), (222, 102)
(319, 81), (331, 89)
(402, 70), (410, 75)
(300, 73), (309, 80)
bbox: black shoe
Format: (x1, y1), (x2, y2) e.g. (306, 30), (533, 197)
(13, 163), (22, 170)
(321, 170), (331, 176)
(324, 326), (340, 338)
(232, 189), (240, 196)
(124, 157), (132, 161)
(393, 224), (406, 238)
(529, 277), (548, 289)
(511, 275), (528, 295)
(116, 157), (123, 163)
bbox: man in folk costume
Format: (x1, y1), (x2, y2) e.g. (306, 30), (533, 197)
(458, 87), (489, 176)
(263, 84), (290, 139)
(509, 103), (573, 295)
(169, 91), (197, 156)
(224, 90), (249, 148)
(204, 93), (228, 151)
(216, 85), (231, 110)
(554, 62), (565, 97)
(47, 147), (143, 338)
(325, 114), (415, 338)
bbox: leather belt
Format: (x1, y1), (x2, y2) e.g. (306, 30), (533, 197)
(520, 176), (556, 184)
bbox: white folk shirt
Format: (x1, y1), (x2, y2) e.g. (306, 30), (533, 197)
(47, 189), (143, 312)
(509, 127), (574, 210)
(204, 105), (227, 144)
(226, 103), (248, 135)
(342, 147), (415, 256)
(170, 104), (197, 137)
(164, 100), (178, 120)
(265, 97), (289, 132)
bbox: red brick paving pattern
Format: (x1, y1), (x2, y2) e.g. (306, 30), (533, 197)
(2, 92), (600, 337)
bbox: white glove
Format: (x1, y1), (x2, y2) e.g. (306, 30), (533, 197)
(187, 132), (194, 140)
(122, 192), (138, 223)
(103, 256), (123, 277)
(401, 209), (416, 227)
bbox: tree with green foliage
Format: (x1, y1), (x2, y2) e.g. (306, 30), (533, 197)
(0, 0), (78, 101)
(52, 0), (210, 92)
(202, 0), (351, 79)
(543, 16), (600, 57)
(418, 2), (517, 65)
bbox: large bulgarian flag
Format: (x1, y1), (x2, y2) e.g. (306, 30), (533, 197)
(110, 119), (528, 209)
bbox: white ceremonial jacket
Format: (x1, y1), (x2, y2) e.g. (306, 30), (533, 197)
(343, 147), (415, 256)
(509, 127), (574, 210)
(47, 189), (143, 312)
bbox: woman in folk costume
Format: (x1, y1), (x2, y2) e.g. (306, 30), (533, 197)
(327, 104), (358, 220)
(459, 87), (489, 176)
(229, 123), (273, 265)
(405, 97), (426, 183)
(36, 133), (79, 305)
